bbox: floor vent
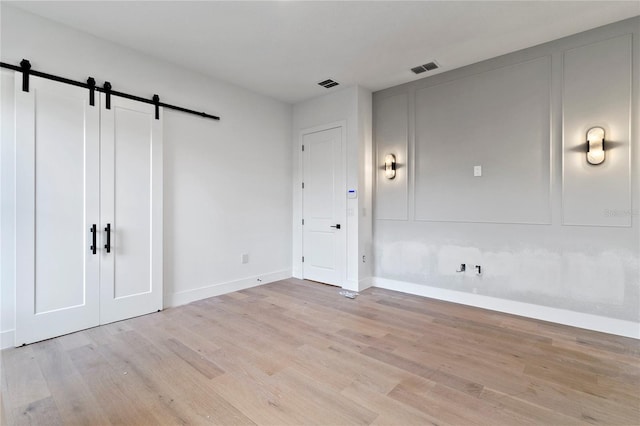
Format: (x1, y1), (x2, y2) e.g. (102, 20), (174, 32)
(411, 61), (439, 74)
(318, 79), (339, 89)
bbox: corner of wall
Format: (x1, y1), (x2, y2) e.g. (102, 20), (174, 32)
(1, 330), (15, 350)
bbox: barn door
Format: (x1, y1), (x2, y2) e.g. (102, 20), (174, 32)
(15, 76), (101, 345)
(99, 93), (163, 324)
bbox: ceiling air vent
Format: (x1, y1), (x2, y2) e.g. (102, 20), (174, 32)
(318, 79), (339, 89)
(411, 61), (439, 74)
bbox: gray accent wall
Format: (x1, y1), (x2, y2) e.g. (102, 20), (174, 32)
(373, 17), (639, 322)
(563, 34), (632, 227)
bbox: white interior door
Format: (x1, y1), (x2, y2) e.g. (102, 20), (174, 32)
(15, 76), (100, 345)
(302, 126), (345, 286)
(99, 93), (163, 324)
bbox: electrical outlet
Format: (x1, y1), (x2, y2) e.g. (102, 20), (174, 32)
(241, 253), (249, 264)
(362, 255), (366, 263)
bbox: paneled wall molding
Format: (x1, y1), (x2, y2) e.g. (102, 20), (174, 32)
(413, 56), (552, 224)
(374, 92), (409, 221)
(375, 54), (556, 224)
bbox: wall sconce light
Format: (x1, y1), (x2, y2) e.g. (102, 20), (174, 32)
(586, 127), (605, 165)
(384, 154), (396, 179)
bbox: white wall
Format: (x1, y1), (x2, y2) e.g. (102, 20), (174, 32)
(372, 17), (640, 338)
(357, 87), (374, 284)
(292, 85), (373, 290)
(0, 5), (293, 347)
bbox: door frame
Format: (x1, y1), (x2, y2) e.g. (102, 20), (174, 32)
(298, 121), (347, 287)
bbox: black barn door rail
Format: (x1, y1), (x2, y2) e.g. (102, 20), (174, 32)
(0, 59), (220, 121)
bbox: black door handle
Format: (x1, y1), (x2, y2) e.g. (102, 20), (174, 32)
(330, 224), (341, 229)
(104, 223), (111, 253)
(90, 224), (97, 254)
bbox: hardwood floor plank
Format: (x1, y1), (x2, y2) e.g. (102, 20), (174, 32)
(271, 366), (378, 425)
(164, 338), (225, 379)
(99, 329), (256, 425)
(9, 396), (63, 426)
(2, 279), (638, 425)
(294, 343), (414, 394)
(31, 339), (111, 425)
(55, 330), (93, 351)
(1, 346), (51, 409)
(387, 379), (474, 425)
(210, 369), (306, 425)
(0, 391), (8, 426)
(361, 346), (485, 397)
(478, 388), (584, 425)
(341, 379), (441, 426)
(67, 343), (165, 425)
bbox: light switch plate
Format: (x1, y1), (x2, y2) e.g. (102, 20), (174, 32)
(474, 165), (482, 177)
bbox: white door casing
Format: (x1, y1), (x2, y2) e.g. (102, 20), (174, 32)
(99, 93), (163, 324)
(301, 124), (346, 286)
(15, 76), (101, 345)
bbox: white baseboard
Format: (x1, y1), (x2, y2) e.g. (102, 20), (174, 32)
(292, 267), (302, 280)
(1, 329), (15, 350)
(342, 277), (373, 292)
(359, 277), (373, 291)
(373, 277), (640, 339)
(342, 280), (359, 292)
(165, 269), (292, 308)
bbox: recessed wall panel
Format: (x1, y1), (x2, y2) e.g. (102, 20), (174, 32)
(34, 89), (86, 312)
(113, 107), (152, 298)
(414, 57), (551, 224)
(375, 93), (408, 220)
(562, 34), (631, 227)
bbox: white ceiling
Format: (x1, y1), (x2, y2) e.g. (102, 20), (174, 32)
(9, 1), (640, 104)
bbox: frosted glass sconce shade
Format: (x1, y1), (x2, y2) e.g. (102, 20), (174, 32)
(384, 154), (396, 179)
(586, 127), (605, 165)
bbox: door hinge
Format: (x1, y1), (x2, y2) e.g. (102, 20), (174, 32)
(302, 182), (304, 189)
(302, 219), (304, 225)
(302, 145), (305, 151)
(302, 256), (305, 263)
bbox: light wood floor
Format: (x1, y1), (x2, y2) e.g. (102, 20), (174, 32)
(2, 278), (639, 425)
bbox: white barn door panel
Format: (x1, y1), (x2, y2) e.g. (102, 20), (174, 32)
(14, 76), (163, 346)
(99, 94), (163, 324)
(15, 76), (101, 345)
